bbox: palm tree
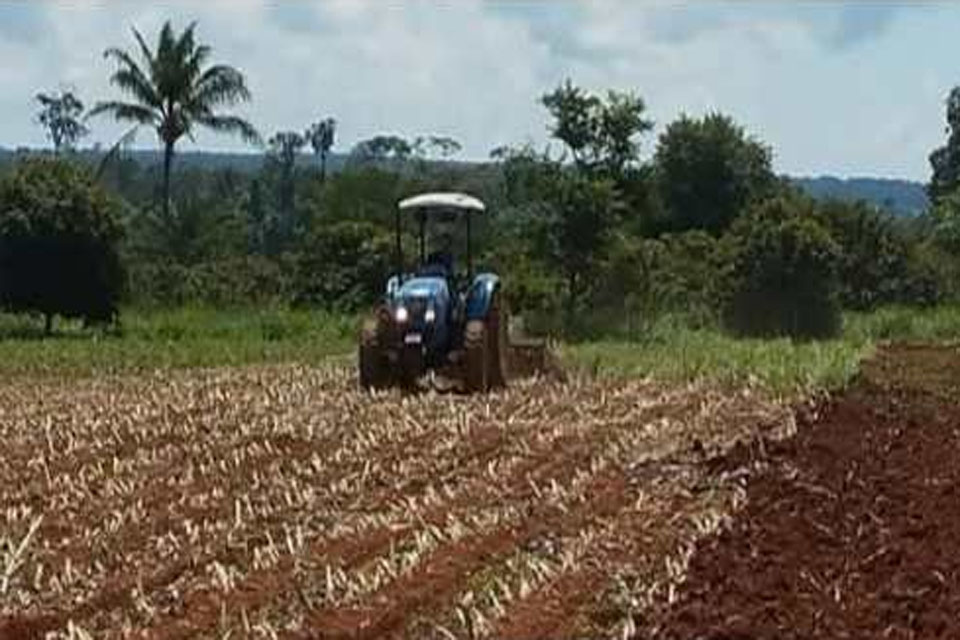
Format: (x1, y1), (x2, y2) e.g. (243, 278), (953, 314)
(90, 21), (260, 218)
(35, 90), (89, 153)
(305, 117), (336, 182)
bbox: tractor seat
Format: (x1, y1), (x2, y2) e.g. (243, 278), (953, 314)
(419, 251), (454, 279)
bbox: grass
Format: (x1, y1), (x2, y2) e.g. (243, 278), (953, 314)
(1, 304), (958, 392)
(563, 306), (960, 395)
(0, 306), (356, 377)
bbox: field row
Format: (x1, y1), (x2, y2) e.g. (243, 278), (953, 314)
(0, 365), (791, 638)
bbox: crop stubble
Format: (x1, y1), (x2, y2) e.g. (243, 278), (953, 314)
(0, 364), (790, 638)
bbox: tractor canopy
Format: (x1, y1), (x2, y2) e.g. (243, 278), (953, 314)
(392, 192), (485, 288)
(398, 192), (485, 214)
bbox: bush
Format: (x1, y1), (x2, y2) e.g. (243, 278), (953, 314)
(290, 220), (393, 310)
(816, 200), (942, 309)
(722, 197), (842, 339)
(127, 255), (292, 307)
(0, 157), (124, 330)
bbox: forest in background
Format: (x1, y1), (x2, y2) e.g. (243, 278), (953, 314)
(3, 20), (960, 343)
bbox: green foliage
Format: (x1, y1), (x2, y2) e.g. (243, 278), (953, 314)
(816, 199), (941, 309)
(541, 79), (652, 177)
(412, 136), (462, 160)
(646, 231), (727, 324)
(305, 117), (336, 180)
(654, 112), (775, 235)
(265, 130), (307, 248)
(565, 305), (960, 395)
(932, 187), (960, 254)
(128, 255), (291, 307)
(290, 221), (393, 309)
(35, 90), (89, 153)
(0, 306), (355, 376)
(350, 135), (414, 164)
(929, 87), (960, 202)
(90, 20), (260, 218)
(0, 157), (124, 329)
(723, 197), (842, 339)
(565, 324), (867, 395)
(550, 173), (618, 307)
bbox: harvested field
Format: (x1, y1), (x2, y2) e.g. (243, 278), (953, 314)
(643, 343), (960, 639)
(0, 365), (792, 638)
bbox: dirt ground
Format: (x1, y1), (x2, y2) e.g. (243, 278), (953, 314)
(0, 364), (789, 639)
(0, 343), (955, 639)
(642, 343), (960, 639)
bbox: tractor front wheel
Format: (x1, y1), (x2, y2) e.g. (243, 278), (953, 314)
(359, 318), (389, 390)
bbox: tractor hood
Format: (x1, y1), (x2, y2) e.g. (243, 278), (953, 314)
(390, 276), (451, 329)
(397, 277), (448, 300)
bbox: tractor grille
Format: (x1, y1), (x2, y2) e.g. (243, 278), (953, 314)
(404, 297), (428, 323)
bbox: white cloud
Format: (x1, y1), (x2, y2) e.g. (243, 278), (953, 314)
(1, 1), (957, 180)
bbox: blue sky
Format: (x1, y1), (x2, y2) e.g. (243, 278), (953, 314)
(0, 1), (957, 180)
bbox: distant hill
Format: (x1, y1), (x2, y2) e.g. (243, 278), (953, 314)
(0, 146), (346, 173)
(0, 146), (931, 216)
(791, 176), (929, 217)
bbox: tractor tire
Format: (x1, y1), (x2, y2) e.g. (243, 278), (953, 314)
(359, 318), (389, 390)
(463, 319), (488, 393)
(487, 291), (509, 389)
(463, 291), (509, 393)
(399, 346), (424, 390)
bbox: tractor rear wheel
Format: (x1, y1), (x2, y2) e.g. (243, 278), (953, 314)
(463, 319), (488, 393)
(359, 318), (389, 390)
(487, 291), (509, 389)
(463, 290), (508, 393)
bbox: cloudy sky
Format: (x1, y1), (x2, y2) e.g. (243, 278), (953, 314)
(0, 1), (958, 180)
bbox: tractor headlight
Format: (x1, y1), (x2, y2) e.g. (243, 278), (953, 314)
(395, 306), (409, 323)
(424, 307), (436, 323)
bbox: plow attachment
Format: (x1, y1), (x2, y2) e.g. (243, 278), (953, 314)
(507, 337), (563, 382)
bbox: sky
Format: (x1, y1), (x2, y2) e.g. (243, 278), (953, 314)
(0, 1), (958, 181)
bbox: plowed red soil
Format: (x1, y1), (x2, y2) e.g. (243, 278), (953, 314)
(3, 343), (951, 639)
(642, 344), (960, 639)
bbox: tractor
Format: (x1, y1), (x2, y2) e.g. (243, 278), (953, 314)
(359, 192), (509, 392)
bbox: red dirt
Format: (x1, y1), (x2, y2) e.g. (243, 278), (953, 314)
(642, 344), (960, 639)
(0, 360), (814, 638)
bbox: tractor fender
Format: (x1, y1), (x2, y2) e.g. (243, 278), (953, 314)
(465, 273), (500, 321)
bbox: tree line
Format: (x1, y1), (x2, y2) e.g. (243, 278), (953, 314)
(2, 20), (959, 338)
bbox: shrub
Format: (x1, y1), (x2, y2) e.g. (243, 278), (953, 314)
(290, 220), (393, 310)
(816, 200), (942, 309)
(722, 197), (842, 339)
(0, 157), (124, 331)
(127, 255), (292, 307)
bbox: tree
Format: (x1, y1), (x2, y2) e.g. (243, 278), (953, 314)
(929, 87), (960, 202)
(350, 135), (413, 164)
(305, 117), (336, 182)
(495, 154), (616, 314)
(266, 131), (306, 245)
(89, 21), (260, 220)
(816, 199), (940, 309)
(290, 220), (393, 309)
(654, 113), (775, 235)
(412, 135), (462, 160)
(722, 197), (841, 339)
(541, 80), (652, 178)
(0, 157), (124, 333)
(35, 90), (89, 153)
(932, 187), (960, 254)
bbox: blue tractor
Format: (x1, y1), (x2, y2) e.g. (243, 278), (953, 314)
(359, 192), (509, 392)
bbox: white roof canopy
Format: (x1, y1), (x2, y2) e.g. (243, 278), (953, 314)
(398, 192), (486, 213)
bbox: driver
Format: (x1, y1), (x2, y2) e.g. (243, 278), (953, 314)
(422, 230), (455, 279)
